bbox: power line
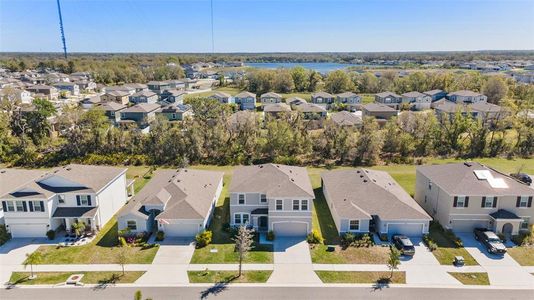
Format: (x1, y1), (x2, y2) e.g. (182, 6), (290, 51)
(56, 0), (68, 59)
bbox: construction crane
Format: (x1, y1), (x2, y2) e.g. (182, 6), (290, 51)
(56, 0), (68, 59)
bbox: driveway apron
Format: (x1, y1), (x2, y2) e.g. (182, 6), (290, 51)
(267, 237), (321, 284)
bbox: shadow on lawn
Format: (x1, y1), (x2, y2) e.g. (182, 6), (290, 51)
(5, 275), (31, 289)
(199, 274), (238, 299)
(313, 187), (340, 245)
(371, 277), (392, 292)
(92, 273), (122, 290)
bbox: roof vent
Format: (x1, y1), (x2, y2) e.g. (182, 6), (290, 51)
(66, 167), (72, 171)
(0, 170), (5, 174)
(360, 175), (364, 178)
(291, 178), (295, 182)
(259, 165), (263, 168)
(356, 170), (360, 173)
(363, 179), (368, 183)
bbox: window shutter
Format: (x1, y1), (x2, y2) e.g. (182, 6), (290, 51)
(481, 196), (486, 208)
(453, 196), (458, 207)
(40, 201), (45, 212)
(516, 196), (521, 207)
(493, 197), (497, 208)
(1, 201), (6, 212)
(87, 196), (92, 206)
(22, 201), (27, 212)
(77, 195), (81, 206)
(29, 201), (34, 212)
(465, 197), (469, 207)
(529, 196), (533, 208)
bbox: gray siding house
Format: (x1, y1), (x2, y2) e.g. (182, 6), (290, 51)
(336, 92), (361, 111)
(260, 92), (282, 107)
(375, 91), (403, 110)
(234, 91), (257, 110)
(423, 89), (447, 101)
(229, 164), (314, 237)
(119, 103), (160, 127)
(447, 90), (488, 104)
(160, 89), (185, 104)
(210, 91), (234, 104)
(311, 91), (335, 107)
(322, 169), (431, 237)
(129, 90), (158, 104)
(401, 91), (432, 110)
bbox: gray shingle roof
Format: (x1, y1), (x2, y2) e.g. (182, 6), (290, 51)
(122, 103), (160, 113)
(264, 103), (291, 112)
(330, 111), (362, 126)
(336, 92), (358, 98)
(402, 91), (426, 98)
(376, 91), (401, 98)
(321, 169), (431, 220)
(423, 89), (444, 96)
(417, 162), (534, 196)
(448, 90), (484, 97)
(294, 103), (326, 113)
(230, 164), (314, 198)
(489, 209), (521, 220)
(311, 91), (334, 98)
(235, 91), (256, 98)
(261, 92), (282, 99)
(363, 103), (396, 112)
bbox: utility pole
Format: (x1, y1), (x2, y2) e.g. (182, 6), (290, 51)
(56, 0), (68, 59)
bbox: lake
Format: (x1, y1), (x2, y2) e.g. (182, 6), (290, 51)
(245, 62), (365, 73)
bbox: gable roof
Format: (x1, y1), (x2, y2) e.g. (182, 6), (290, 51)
(119, 169), (223, 220)
(122, 103), (161, 113)
(99, 101), (126, 112)
(261, 92), (282, 99)
(448, 90), (484, 97)
(132, 90), (157, 98)
(402, 91), (426, 98)
(330, 111), (362, 126)
(321, 169), (431, 220)
(287, 97), (307, 105)
(230, 164), (314, 198)
(363, 103), (396, 112)
(294, 102), (326, 113)
(376, 91), (401, 98)
(311, 91), (334, 98)
(235, 91), (256, 98)
(423, 89), (445, 96)
(211, 91), (231, 98)
(264, 103), (291, 112)
(336, 92), (358, 98)
(417, 162), (534, 196)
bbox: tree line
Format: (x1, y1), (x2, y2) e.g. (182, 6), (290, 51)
(0, 95), (532, 168)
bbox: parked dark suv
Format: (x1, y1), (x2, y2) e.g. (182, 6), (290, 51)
(392, 235), (415, 256)
(474, 228), (507, 255)
(510, 173), (532, 185)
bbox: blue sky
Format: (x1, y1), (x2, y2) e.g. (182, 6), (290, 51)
(1, 0), (533, 53)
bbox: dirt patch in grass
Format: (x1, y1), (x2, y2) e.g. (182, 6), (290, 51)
(188, 270), (272, 283)
(448, 272), (490, 285)
(316, 271), (405, 284)
(507, 247), (534, 266)
(310, 244), (390, 264)
(9, 271), (145, 285)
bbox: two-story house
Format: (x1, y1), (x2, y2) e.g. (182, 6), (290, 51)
(119, 103), (160, 128)
(147, 81), (171, 95)
(160, 89), (186, 104)
(401, 91), (432, 110)
(99, 101), (126, 123)
(101, 91), (130, 105)
(335, 92), (361, 111)
(26, 85), (59, 100)
(129, 90), (158, 104)
(156, 103), (193, 121)
(229, 164), (314, 237)
(423, 89), (447, 102)
(117, 169), (223, 237)
(415, 162), (534, 236)
(53, 82), (80, 96)
(0, 165), (127, 238)
(260, 92), (282, 107)
(210, 91), (234, 104)
(447, 90), (488, 104)
(375, 91), (403, 110)
(311, 91), (335, 108)
(234, 91), (257, 110)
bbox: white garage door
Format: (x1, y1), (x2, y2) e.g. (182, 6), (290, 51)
(451, 219), (490, 233)
(164, 223), (201, 237)
(10, 224), (48, 238)
(273, 222), (308, 237)
(387, 223), (424, 237)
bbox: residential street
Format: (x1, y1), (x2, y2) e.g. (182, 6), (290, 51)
(1, 285), (533, 300)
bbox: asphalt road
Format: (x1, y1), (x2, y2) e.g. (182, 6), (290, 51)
(1, 285), (533, 300)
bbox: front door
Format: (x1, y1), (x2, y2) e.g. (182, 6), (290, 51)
(502, 223), (513, 239)
(258, 216), (268, 231)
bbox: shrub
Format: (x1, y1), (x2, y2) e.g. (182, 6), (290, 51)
(119, 236), (128, 247)
(266, 230), (275, 241)
(46, 230), (56, 240)
(195, 230), (213, 248)
(379, 233), (389, 242)
(512, 225), (534, 246)
(341, 232), (355, 248)
(307, 229), (324, 244)
(0, 225), (11, 246)
(155, 230), (165, 241)
(423, 234), (438, 251)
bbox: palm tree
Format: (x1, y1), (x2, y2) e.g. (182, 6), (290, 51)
(71, 220), (86, 238)
(23, 252), (43, 279)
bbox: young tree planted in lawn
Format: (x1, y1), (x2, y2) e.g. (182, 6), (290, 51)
(23, 252), (43, 279)
(387, 246), (401, 279)
(117, 247), (128, 275)
(232, 226), (254, 278)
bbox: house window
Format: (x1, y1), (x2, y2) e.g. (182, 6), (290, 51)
(349, 220), (360, 231)
(6, 201), (15, 212)
(276, 199), (283, 211)
(127, 220), (137, 230)
(260, 194), (267, 203)
(518, 196), (529, 208)
(520, 217), (530, 230)
(15, 201), (25, 212)
(79, 195), (90, 206)
(58, 194), (65, 204)
(301, 200), (308, 211)
(238, 194), (245, 205)
(455, 196), (468, 208)
(234, 213), (249, 225)
(32, 201), (43, 212)
(482, 196), (495, 208)
(172, 113), (177, 119)
(293, 200), (300, 211)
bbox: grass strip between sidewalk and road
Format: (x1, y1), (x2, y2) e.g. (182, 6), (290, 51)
(188, 270), (272, 283)
(9, 271), (145, 285)
(315, 271), (406, 284)
(507, 247), (534, 266)
(448, 272), (490, 285)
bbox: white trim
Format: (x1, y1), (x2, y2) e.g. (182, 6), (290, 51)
(233, 213), (250, 225)
(271, 221), (309, 234)
(384, 222), (426, 235)
(349, 219), (360, 231)
(269, 215), (312, 219)
(126, 220), (138, 231)
(237, 193), (246, 205)
(230, 204), (268, 207)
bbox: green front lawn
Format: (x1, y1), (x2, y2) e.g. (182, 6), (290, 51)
(32, 219), (159, 264)
(190, 243), (273, 264)
(507, 247), (534, 266)
(310, 244), (391, 264)
(316, 271), (406, 284)
(188, 270), (272, 283)
(9, 271), (145, 285)
(427, 224), (478, 266)
(448, 272), (490, 285)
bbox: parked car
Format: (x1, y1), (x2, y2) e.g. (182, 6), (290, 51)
(392, 235), (415, 256)
(473, 228), (507, 255)
(510, 173), (532, 185)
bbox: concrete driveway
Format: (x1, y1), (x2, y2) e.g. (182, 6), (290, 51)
(0, 238), (50, 285)
(267, 237), (321, 284)
(458, 233), (534, 287)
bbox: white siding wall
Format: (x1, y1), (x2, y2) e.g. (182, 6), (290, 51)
(96, 173), (128, 229)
